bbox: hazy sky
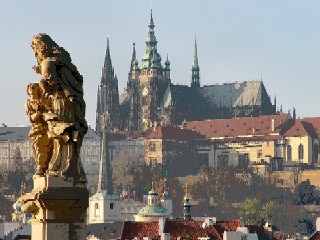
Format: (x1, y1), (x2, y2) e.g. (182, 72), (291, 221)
(1, 1), (319, 128)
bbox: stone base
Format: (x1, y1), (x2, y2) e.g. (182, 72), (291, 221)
(19, 175), (89, 240)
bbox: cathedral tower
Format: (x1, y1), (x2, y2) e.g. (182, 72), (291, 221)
(127, 43), (141, 131)
(96, 38), (120, 134)
(139, 10), (171, 130)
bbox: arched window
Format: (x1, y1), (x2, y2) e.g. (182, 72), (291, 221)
(94, 203), (100, 217)
(313, 143), (319, 164)
(298, 144), (304, 160)
(287, 145), (292, 161)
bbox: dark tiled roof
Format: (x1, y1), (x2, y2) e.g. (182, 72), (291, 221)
(0, 126), (30, 141)
(87, 222), (124, 240)
(0, 126), (99, 141)
(200, 81), (263, 108)
(304, 117), (320, 135)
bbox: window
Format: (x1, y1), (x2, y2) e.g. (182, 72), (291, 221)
(298, 144), (304, 160)
(149, 143), (156, 152)
(94, 203), (100, 217)
(257, 150), (262, 158)
(150, 158), (157, 167)
(287, 145), (292, 161)
(313, 143), (319, 164)
(110, 203), (114, 209)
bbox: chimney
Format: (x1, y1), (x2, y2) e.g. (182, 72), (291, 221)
(271, 119), (275, 132)
(159, 218), (166, 236)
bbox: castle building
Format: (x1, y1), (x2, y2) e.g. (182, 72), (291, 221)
(95, 10), (276, 132)
(95, 38), (120, 135)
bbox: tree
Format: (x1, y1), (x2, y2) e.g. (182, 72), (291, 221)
(261, 201), (281, 226)
(293, 180), (316, 205)
(239, 197), (262, 225)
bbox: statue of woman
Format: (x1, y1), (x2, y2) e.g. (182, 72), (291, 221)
(29, 33), (87, 181)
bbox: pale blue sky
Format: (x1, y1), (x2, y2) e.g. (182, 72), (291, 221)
(1, 1), (319, 127)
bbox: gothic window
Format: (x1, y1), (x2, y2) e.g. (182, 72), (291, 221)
(287, 145), (292, 161)
(110, 203), (114, 209)
(313, 143), (319, 164)
(298, 144), (304, 160)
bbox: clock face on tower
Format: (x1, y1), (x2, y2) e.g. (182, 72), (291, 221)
(142, 86), (148, 96)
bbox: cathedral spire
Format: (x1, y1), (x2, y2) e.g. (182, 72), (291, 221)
(97, 113), (114, 194)
(130, 42), (136, 71)
(149, 9), (155, 29)
(191, 36), (200, 88)
(103, 38), (114, 80)
(142, 9), (160, 68)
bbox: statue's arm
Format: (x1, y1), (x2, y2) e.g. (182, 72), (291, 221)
(39, 60), (58, 97)
(25, 100), (41, 122)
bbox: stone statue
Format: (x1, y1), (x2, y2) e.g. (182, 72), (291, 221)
(26, 82), (52, 175)
(27, 33), (87, 180)
(19, 33), (89, 240)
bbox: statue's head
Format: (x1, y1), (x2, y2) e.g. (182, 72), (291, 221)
(27, 82), (41, 99)
(31, 33), (71, 65)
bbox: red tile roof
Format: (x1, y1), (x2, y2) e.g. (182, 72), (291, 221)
(164, 220), (222, 240)
(146, 126), (205, 141)
(120, 220), (269, 240)
(283, 119), (318, 138)
(121, 221), (159, 240)
(185, 115), (289, 139)
(309, 231), (320, 240)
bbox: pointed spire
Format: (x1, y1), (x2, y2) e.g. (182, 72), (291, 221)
(142, 9), (160, 68)
(97, 113), (114, 194)
(148, 9), (155, 29)
(130, 42), (137, 71)
(165, 53), (170, 68)
(104, 38), (112, 68)
(192, 36), (199, 69)
(191, 36), (200, 88)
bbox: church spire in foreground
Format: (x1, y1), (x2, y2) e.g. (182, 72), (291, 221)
(191, 36), (200, 88)
(97, 113), (114, 194)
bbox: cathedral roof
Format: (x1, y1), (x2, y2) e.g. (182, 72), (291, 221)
(200, 80), (264, 108)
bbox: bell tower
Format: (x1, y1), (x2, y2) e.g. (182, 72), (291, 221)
(139, 10), (170, 130)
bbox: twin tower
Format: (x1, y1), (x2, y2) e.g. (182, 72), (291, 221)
(95, 10), (200, 134)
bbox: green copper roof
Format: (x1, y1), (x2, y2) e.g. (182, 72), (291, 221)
(137, 204), (170, 216)
(91, 190), (120, 200)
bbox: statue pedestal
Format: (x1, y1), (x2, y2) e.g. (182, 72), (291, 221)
(19, 175), (89, 240)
